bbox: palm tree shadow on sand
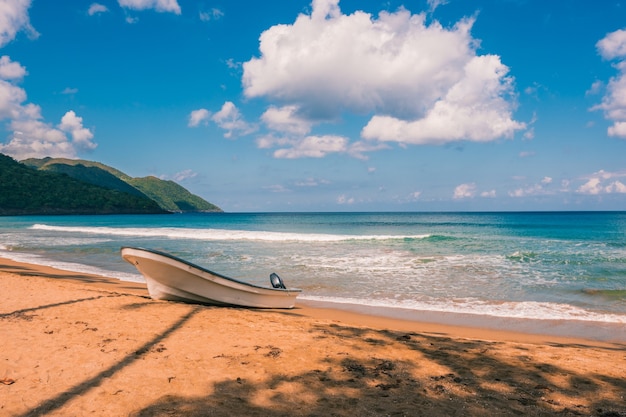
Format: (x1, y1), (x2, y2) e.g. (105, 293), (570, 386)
(128, 322), (626, 417)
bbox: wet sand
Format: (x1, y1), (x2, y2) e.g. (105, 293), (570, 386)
(1, 257), (625, 416)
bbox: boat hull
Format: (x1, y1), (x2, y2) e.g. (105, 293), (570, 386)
(121, 247), (301, 309)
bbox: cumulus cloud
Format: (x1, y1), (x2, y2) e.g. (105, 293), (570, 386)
(88, 3), (109, 16)
(592, 28), (626, 138)
(453, 183), (476, 199)
(118, 0), (181, 14)
(243, 0), (525, 153)
(597, 29), (626, 60)
(0, 2), (95, 160)
(261, 105), (312, 136)
(190, 102), (258, 137)
(188, 108), (210, 127)
(0, 107), (96, 159)
(0, 0), (38, 47)
(0, 55), (26, 80)
(577, 170), (626, 195)
(210, 101), (257, 138)
(58, 111), (96, 150)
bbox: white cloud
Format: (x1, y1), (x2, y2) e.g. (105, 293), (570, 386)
(58, 110), (96, 150)
(255, 134), (292, 150)
(211, 101), (257, 138)
(0, 0), (38, 48)
(361, 54), (525, 144)
(118, 0), (181, 14)
(0, 79), (96, 159)
(0, 55), (26, 80)
(347, 140), (389, 160)
(0, 3), (94, 160)
(508, 184), (541, 197)
(592, 29), (626, 138)
(188, 108), (210, 127)
(453, 183), (476, 199)
(261, 105), (312, 135)
(1, 106), (80, 159)
(608, 121), (626, 137)
(577, 170), (626, 195)
(274, 135), (348, 159)
(243, 0), (525, 148)
(508, 176), (554, 197)
(597, 29), (626, 60)
(0, 79), (26, 119)
(172, 169), (197, 182)
(480, 190), (496, 198)
(88, 3), (109, 16)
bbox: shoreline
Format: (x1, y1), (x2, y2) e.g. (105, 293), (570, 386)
(0, 255), (620, 347)
(2, 256), (625, 416)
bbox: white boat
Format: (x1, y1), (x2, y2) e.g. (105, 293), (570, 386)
(121, 247), (301, 308)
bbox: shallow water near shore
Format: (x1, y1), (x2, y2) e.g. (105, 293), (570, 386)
(1, 211), (625, 340)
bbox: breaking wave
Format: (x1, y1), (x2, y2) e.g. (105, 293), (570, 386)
(30, 224), (431, 243)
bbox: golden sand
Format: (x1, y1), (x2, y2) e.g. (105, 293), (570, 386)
(1, 257), (625, 416)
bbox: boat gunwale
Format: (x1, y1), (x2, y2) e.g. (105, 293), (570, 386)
(121, 246), (302, 293)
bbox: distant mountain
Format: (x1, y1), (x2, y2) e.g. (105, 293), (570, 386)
(20, 156), (222, 213)
(0, 153), (166, 215)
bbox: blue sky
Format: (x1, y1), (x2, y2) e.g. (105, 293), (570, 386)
(1, 0), (626, 212)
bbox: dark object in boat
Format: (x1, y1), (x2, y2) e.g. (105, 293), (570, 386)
(270, 272), (286, 289)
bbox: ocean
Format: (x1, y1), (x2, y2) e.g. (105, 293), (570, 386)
(1, 212), (625, 341)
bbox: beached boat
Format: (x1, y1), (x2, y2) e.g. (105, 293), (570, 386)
(121, 247), (301, 308)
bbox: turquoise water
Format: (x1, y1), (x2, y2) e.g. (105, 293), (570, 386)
(1, 212), (625, 338)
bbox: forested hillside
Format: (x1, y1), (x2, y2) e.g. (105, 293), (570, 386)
(0, 154), (166, 215)
(21, 157), (222, 213)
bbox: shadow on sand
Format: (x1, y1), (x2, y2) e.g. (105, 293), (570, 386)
(128, 322), (626, 417)
(8, 294), (625, 417)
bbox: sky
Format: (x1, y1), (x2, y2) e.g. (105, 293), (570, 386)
(1, 0), (626, 212)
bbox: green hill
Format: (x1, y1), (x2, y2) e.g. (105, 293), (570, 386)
(42, 163), (147, 198)
(20, 156), (222, 213)
(127, 176), (221, 212)
(0, 154), (166, 215)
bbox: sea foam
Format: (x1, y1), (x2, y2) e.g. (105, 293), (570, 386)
(30, 224), (430, 242)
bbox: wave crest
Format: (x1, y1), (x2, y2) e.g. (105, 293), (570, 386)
(30, 224), (431, 243)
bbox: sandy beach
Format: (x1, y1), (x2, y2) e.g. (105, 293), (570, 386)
(1, 257), (625, 416)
